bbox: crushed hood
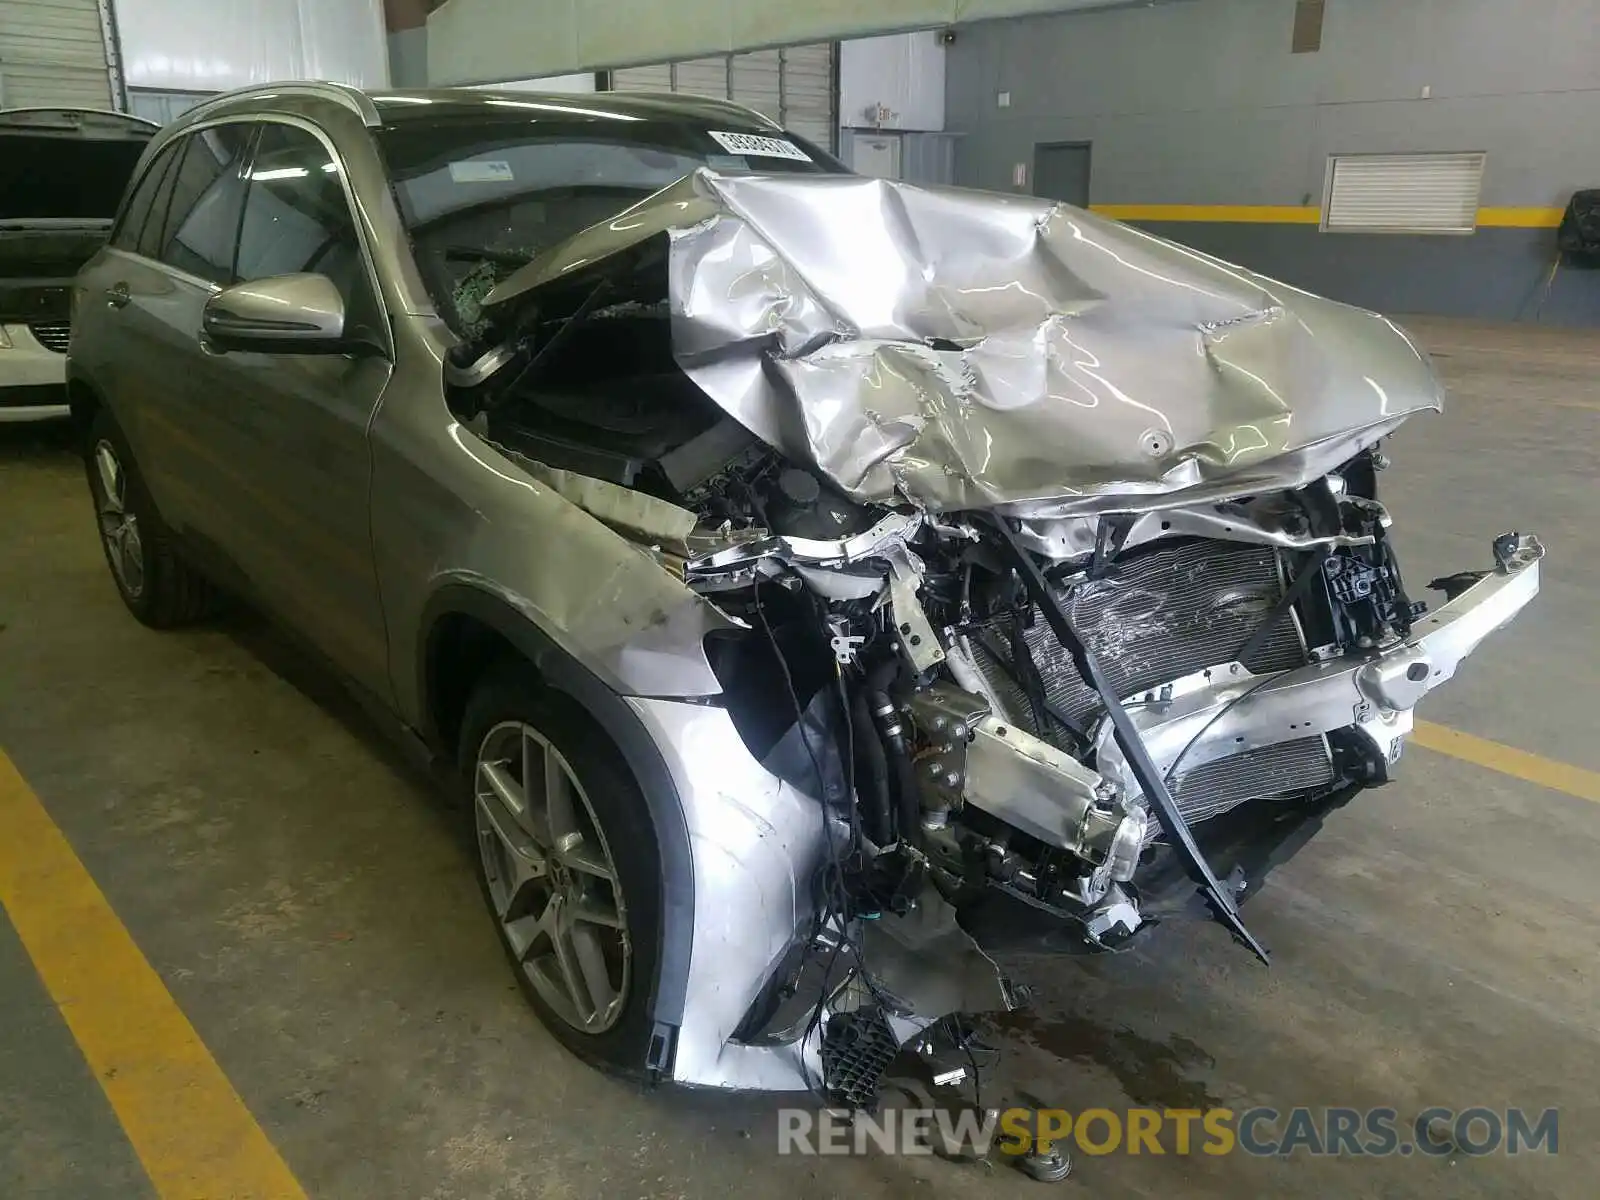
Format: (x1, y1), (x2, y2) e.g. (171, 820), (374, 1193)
(487, 169), (1445, 516)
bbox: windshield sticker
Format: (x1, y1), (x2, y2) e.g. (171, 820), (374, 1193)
(707, 131), (812, 162)
(449, 159), (515, 183)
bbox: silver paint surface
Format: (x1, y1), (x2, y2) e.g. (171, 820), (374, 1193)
(203, 273), (348, 345)
(625, 697), (830, 1091)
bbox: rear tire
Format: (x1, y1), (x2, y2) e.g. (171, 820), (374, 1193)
(84, 406), (219, 628)
(458, 660), (663, 1074)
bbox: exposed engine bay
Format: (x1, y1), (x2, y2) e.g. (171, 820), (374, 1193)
(440, 170), (1544, 1106)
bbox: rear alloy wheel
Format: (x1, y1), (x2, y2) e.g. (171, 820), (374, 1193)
(474, 719), (631, 1033)
(84, 407), (219, 628)
(93, 439), (146, 601)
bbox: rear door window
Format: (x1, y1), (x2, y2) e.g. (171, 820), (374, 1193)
(110, 142), (180, 253)
(135, 146), (186, 261)
(154, 124), (255, 286)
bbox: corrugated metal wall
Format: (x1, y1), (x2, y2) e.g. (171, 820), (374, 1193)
(0, 0), (114, 109)
(779, 44), (833, 149)
(611, 44), (837, 151)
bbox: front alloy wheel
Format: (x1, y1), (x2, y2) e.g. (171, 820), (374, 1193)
(474, 720), (630, 1034)
(93, 439), (145, 600)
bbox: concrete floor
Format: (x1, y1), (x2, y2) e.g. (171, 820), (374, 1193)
(0, 317), (1595, 1199)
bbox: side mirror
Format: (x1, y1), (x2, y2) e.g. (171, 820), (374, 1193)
(202, 273), (353, 355)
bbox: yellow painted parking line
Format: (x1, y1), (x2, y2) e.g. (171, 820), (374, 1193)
(0, 749), (308, 1200)
(1413, 720), (1600, 805)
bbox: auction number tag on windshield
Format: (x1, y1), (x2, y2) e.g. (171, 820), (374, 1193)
(706, 131), (812, 162)
(449, 159), (514, 183)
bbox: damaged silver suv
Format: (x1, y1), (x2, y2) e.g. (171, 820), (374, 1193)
(69, 83), (1542, 1100)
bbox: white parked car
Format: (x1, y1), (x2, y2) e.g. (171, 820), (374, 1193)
(1, 107), (156, 422)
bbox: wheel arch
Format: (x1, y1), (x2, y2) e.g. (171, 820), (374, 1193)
(65, 372), (105, 442)
(419, 582), (696, 1039)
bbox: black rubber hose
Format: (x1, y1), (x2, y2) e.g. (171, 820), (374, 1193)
(850, 687), (894, 846)
(887, 739), (921, 848)
(867, 688), (920, 847)
(859, 655), (921, 845)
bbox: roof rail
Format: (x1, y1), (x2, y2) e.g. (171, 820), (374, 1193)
(181, 81), (380, 127)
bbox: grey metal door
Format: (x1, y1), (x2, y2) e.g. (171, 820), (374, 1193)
(1034, 142), (1092, 207)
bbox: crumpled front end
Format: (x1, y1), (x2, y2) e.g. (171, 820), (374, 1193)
(640, 473), (1541, 1101)
(456, 171), (1541, 1103)
(486, 168), (1446, 517)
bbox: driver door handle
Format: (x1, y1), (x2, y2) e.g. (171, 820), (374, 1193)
(105, 282), (131, 309)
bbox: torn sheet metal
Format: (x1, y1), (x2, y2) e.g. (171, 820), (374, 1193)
(505, 450), (698, 543)
(488, 170), (1445, 517)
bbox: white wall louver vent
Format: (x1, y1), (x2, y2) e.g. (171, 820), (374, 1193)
(1322, 152), (1487, 234)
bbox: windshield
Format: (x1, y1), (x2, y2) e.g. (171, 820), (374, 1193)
(376, 114), (845, 335)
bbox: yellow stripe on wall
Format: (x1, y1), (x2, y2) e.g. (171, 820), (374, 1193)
(1090, 204), (1322, 224)
(1088, 203), (1564, 229)
(1476, 207), (1564, 228)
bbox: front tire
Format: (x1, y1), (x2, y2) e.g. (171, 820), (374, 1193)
(458, 661), (663, 1073)
(84, 407), (218, 628)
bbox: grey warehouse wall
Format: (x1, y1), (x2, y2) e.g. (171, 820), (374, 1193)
(388, 27), (429, 87)
(944, 0), (1600, 324)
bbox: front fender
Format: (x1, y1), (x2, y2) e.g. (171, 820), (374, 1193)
(418, 581), (698, 1034)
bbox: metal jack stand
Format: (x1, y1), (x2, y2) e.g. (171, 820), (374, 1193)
(1017, 1144), (1073, 1183)
(890, 1021), (1076, 1184)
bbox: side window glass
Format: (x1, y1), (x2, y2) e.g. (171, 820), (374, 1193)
(111, 142), (180, 252)
(236, 123), (374, 333)
(156, 124), (254, 286)
(135, 142), (186, 260)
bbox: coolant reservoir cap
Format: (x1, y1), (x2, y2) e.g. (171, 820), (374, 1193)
(778, 468), (822, 507)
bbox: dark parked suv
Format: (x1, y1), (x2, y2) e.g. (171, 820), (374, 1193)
(68, 82), (1540, 1103)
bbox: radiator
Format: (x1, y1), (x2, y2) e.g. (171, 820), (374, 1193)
(973, 538), (1333, 823)
(1169, 735), (1334, 825)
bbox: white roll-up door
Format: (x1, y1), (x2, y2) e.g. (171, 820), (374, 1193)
(607, 44), (836, 151)
(729, 50), (781, 124)
(609, 63), (671, 93)
(778, 44), (834, 149)
(0, 0), (116, 109)
(672, 56), (728, 100)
